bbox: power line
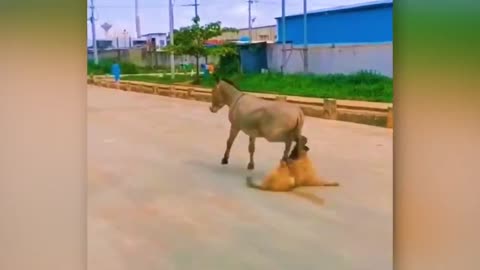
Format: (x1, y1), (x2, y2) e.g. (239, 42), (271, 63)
(89, 5), (166, 9)
(88, 0), (275, 9)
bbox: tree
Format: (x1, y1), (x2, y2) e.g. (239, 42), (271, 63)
(165, 17), (238, 82)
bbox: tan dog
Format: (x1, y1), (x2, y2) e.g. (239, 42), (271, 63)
(246, 145), (339, 192)
(288, 153), (339, 187)
(246, 160), (296, 192)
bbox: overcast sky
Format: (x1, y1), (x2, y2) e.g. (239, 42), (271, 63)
(87, 0), (372, 39)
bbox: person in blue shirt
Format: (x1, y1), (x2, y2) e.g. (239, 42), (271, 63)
(111, 61), (121, 84)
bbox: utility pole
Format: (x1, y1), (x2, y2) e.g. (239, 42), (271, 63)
(195, 0), (198, 19)
(135, 0), (141, 38)
(89, 0), (98, 65)
(182, 0), (199, 20)
(303, 0), (308, 73)
(281, 0), (286, 74)
(248, 0), (253, 41)
(169, 0), (175, 79)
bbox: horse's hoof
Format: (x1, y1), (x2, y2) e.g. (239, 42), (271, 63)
(221, 157), (229, 165)
(247, 163), (254, 170)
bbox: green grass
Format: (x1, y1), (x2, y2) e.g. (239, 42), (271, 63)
(122, 74), (196, 85)
(87, 59), (168, 75)
(121, 71), (393, 103)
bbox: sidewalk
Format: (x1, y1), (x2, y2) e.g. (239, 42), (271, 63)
(91, 72), (203, 78)
(94, 75), (393, 111)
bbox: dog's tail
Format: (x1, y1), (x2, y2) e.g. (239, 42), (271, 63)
(314, 177), (340, 187)
(321, 181), (340, 187)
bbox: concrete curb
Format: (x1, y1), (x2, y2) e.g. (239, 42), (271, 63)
(87, 77), (393, 129)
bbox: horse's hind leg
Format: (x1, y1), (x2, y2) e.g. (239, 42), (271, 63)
(222, 126), (239, 165)
(282, 139), (293, 162)
(247, 137), (256, 170)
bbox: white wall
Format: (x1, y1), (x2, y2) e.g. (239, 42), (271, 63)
(267, 43), (393, 77)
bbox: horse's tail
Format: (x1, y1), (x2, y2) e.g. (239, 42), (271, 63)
(289, 110), (307, 160)
(294, 109), (305, 137)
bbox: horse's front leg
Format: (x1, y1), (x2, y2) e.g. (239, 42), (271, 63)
(222, 126), (240, 165)
(247, 137), (256, 170)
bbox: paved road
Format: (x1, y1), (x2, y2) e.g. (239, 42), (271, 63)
(88, 85), (393, 270)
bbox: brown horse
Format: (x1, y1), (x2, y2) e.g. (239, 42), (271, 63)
(209, 79), (306, 170)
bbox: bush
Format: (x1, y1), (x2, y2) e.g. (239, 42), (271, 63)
(216, 53), (240, 77)
(87, 59), (139, 75)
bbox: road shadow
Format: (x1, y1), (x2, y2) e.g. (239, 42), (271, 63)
(184, 158), (268, 180)
(185, 158), (327, 207)
(290, 189), (325, 206)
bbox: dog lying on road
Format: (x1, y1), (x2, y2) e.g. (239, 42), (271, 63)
(246, 144), (339, 192)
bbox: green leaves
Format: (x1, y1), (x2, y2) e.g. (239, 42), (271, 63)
(207, 43), (238, 57)
(165, 17), (238, 58)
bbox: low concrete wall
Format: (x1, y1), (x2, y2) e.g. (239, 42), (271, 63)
(88, 77), (393, 129)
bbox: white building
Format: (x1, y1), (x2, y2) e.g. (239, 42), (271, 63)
(140, 32), (168, 49)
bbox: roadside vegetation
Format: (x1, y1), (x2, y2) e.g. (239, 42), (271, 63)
(88, 15), (392, 102)
(120, 71), (393, 103)
(87, 59), (168, 75)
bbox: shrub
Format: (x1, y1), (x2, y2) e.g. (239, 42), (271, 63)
(87, 59), (139, 75)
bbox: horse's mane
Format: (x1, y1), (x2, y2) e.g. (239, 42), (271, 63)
(220, 78), (240, 90)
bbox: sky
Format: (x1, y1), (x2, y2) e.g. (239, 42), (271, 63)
(87, 0), (373, 40)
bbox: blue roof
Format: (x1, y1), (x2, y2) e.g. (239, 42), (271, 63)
(141, 33), (167, 37)
(275, 0), (393, 19)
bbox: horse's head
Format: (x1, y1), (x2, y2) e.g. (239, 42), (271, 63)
(209, 80), (226, 113)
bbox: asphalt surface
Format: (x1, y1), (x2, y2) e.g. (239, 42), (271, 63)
(88, 85), (393, 270)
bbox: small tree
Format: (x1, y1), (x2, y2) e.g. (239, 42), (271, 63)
(210, 43), (241, 77)
(165, 17), (238, 82)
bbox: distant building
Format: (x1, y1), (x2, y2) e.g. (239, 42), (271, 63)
(141, 32), (168, 49)
(276, 0), (392, 45)
(269, 0), (393, 77)
(88, 39), (114, 50)
(215, 25), (277, 42)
